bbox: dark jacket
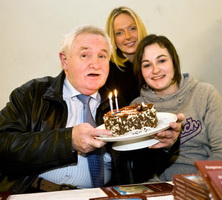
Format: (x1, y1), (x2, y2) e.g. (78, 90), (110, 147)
(0, 71), (178, 193)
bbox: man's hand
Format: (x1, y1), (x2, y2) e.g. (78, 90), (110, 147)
(71, 123), (112, 154)
(149, 113), (185, 149)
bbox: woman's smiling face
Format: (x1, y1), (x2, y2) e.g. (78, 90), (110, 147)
(141, 43), (178, 95)
(113, 13), (139, 57)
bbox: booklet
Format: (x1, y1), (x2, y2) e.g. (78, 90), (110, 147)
(173, 173), (210, 199)
(195, 160), (222, 200)
(207, 170), (222, 199)
(89, 182), (173, 200)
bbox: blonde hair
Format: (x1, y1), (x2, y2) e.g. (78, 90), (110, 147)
(106, 7), (147, 67)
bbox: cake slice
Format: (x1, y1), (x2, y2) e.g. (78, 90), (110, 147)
(103, 103), (158, 136)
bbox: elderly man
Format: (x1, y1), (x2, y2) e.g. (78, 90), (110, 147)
(0, 25), (184, 194)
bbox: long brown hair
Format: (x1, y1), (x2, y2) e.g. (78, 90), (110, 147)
(134, 34), (182, 89)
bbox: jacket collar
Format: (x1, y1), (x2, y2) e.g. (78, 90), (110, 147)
(43, 70), (111, 104)
(43, 71), (66, 101)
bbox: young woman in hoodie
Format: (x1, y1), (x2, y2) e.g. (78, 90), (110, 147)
(132, 34), (222, 181)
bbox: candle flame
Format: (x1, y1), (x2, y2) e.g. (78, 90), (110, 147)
(114, 89), (117, 97)
(109, 92), (113, 99)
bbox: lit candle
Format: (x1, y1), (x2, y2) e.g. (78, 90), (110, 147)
(108, 92), (114, 115)
(114, 89), (120, 113)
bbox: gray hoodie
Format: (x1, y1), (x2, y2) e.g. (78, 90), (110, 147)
(131, 73), (222, 181)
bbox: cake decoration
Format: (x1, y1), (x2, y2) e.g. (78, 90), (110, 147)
(103, 102), (158, 136)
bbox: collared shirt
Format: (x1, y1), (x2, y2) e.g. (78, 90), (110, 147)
(40, 78), (112, 188)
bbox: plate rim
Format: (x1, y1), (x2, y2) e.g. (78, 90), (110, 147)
(112, 138), (159, 151)
(96, 112), (177, 142)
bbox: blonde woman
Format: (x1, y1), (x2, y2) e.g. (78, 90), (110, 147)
(105, 7), (147, 104)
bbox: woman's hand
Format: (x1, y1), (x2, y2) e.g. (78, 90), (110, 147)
(149, 113), (185, 149)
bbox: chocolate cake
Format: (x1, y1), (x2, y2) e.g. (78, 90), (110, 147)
(103, 103), (158, 136)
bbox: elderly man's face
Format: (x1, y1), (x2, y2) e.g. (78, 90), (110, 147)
(60, 33), (110, 95)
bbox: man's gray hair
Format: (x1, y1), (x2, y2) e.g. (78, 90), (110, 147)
(60, 25), (112, 55)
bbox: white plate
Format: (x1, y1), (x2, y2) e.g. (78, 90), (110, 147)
(112, 137), (159, 151)
(96, 112), (177, 142)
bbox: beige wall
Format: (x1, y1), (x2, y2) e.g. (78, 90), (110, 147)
(0, 0), (222, 109)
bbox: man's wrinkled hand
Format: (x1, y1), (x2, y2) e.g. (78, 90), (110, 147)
(71, 123), (112, 154)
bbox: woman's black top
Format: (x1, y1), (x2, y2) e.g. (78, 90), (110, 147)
(105, 61), (140, 105)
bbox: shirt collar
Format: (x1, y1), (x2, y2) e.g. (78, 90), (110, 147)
(63, 77), (100, 101)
